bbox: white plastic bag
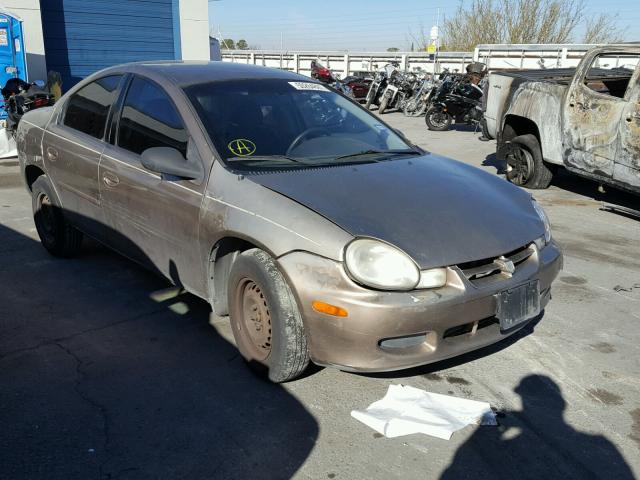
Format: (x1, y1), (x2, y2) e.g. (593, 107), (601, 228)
(351, 384), (497, 440)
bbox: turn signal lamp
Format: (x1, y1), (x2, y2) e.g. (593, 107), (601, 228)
(312, 301), (348, 317)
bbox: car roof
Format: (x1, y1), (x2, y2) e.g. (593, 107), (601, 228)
(99, 61), (313, 87)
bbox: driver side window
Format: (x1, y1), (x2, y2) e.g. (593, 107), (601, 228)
(583, 54), (640, 99)
(117, 77), (188, 158)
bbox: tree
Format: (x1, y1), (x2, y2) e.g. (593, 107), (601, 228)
(236, 39), (249, 50)
(583, 14), (625, 43)
(221, 38), (235, 49)
(438, 0), (622, 51)
(387, 47), (400, 52)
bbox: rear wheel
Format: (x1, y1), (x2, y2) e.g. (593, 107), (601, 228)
(31, 176), (82, 257)
(228, 248), (309, 383)
(505, 134), (553, 189)
(425, 106), (452, 131)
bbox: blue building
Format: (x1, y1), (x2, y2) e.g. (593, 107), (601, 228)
(1, 0), (210, 89)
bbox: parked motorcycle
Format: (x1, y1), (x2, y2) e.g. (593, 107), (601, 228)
(424, 63), (486, 131)
(378, 71), (418, 114)
(402, 73), (435, 117)
(364, 62), (399, 110)
(2, 78), (54, 138)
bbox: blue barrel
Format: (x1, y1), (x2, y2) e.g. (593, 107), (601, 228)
(0, 11), (26, 120)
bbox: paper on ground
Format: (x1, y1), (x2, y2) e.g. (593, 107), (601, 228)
(351, 384), (497, 440)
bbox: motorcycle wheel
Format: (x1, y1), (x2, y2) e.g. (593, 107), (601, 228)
(365, 90), (376, 110)
(425, 106), (453, 131)
(403, 99), (424, 117)
(402, 99), (417, 116)
(378, 95), (390, 114)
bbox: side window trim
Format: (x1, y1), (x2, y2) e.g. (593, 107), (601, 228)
(114, 74), (190, 156)
(107, 73), (133, 145)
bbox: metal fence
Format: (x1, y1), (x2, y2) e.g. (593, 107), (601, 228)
(220, 43), (610, 77)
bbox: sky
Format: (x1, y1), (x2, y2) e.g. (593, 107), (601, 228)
(208, 0), (639, 52)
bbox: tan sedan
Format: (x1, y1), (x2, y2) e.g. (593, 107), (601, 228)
(17, 62), (562, 382)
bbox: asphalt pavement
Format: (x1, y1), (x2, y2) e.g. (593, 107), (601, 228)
(1, 112), (639, 479)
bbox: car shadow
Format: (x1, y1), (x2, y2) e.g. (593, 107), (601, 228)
(440, 374), (634, 479)
(550, 169), (639, 213)
(0, 220), (319, 480)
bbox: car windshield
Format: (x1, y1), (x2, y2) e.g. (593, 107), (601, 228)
(183, 79), (417, 170)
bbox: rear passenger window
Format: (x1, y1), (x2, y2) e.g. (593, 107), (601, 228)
(117, 77), (188, 158)
(64, 75), (121, 139)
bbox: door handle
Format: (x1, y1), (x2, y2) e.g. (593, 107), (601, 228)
(102, 172), (119, 187)
(46, 147), (58, 161)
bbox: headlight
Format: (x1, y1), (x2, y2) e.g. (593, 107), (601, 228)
(532, 200), (551, 245)
(345, 238), (419, 290)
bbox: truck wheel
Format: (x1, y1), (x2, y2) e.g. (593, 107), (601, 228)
(505, 134), (553, 189)
(425, 106), (452, 131)
(228, 248), (310, 383)
(31, 176), (83, 257)
(378, 95), (390, 114)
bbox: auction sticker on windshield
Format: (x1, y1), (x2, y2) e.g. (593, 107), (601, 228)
(228, 139), (256, 157)
(289, 82), (329, 91)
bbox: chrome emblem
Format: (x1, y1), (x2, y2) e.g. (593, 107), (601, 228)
(495, 256), (515, 277)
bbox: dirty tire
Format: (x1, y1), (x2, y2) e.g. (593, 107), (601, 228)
(228, 248), (310, 383)
(31, 176), (82, 257)
(378, 95), (389, 114)
(505, 134), (553, 189)
(425, 106), (452, 131)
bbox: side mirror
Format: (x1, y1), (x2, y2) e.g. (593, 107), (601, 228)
(141, 147), (199, 180)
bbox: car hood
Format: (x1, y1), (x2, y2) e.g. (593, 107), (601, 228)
(245, 155), (545, 269)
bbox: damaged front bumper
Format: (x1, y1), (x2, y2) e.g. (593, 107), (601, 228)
(277, 241), (562, 372)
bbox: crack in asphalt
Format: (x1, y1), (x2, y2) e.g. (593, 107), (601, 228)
(0, 306), (169, 361)
(53, 341), (112, 480)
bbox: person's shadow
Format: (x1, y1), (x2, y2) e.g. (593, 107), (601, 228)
(440, 374), (633, 479)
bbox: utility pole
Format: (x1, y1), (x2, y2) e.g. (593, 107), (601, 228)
(280, 31), (284, 69)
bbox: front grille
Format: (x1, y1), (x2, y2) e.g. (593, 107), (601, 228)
(443, 316), (499, 339)
(457, 244), (534, 285)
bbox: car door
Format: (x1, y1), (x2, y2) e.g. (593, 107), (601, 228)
(99, 75), (206, 293)
(562, 51), (636, 179)
(42, 75), (123, 237)
(616, 61), (640, 190)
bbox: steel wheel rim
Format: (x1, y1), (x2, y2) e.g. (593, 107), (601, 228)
(37, 193), (56, 244)
(239, 279), (272, 361)
(507, 147), (532, 185)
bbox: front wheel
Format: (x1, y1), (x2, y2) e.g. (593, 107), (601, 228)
(504, 134), (554, 189)
(425, 106), (452, 131)
(228, 249), (310, 383)
(365, 87), (376, 110)
(403, 99), (420, 117)
(378, 94), (390, 114)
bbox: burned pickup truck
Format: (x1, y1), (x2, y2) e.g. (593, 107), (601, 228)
(484, 45), (640, 193)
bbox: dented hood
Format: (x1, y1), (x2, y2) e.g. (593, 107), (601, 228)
(245, 155), (545, 269)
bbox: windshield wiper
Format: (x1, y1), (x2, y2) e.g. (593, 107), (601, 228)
(334, 149), (421, 161)
(227, 155), (307, 164)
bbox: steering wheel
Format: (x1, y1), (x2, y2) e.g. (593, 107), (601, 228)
(286, 127), (331, 156)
